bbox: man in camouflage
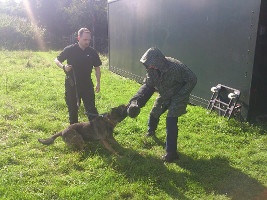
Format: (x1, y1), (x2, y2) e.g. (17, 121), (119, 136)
(128, 47), (197, 162)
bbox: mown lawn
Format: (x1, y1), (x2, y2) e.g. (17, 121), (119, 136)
(0, 51), (266, 200)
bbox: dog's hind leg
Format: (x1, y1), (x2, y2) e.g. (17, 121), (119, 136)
(38, 131), (63, 145)
(101, 138), (120, 156)
(62, 129), (84, 151)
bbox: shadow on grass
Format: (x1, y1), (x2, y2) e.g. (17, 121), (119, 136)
(110, 148), (189, 199)
(151, 135), (166, 147)
(79, 143), (188, 199)
(177, 153), (266, 200)
(60, 136), (266, 200)
(82, 144), (266, 200)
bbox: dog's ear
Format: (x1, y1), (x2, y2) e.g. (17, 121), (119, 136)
(111, 107), (120, 114)
(111, 107), (116, 113)
(119, 104), (126, 108)
(120, 105), (127, 117)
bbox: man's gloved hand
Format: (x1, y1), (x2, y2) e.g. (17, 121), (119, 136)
(127, 84), (155, 118)
(127, 100), (140, 118)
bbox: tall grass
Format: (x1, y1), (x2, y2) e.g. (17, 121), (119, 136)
(0, 51), (266, 199)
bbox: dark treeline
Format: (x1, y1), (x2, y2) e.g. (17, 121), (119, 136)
(0, 0), (108, 53)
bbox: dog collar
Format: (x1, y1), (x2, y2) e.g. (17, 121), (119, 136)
(104, 116), (116, 127)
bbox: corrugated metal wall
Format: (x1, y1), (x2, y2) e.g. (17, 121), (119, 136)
(108, 0), (266, 121)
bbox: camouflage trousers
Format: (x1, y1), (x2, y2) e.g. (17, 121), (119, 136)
(150, 94), (189, 119)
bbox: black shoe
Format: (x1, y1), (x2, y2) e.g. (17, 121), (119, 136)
(162, 152), (179, 163)
(145, 131), (155, 137)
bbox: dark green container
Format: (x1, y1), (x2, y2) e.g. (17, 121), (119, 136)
(108, 0), (267, 121)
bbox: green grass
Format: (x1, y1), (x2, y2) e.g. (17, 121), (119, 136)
(0, 51), (266, 200)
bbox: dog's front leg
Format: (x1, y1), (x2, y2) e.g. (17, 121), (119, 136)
(101, 139), (121, 157)
(108, 135), (121, 146)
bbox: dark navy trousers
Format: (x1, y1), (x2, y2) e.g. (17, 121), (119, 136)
(148, 115), (178, 152)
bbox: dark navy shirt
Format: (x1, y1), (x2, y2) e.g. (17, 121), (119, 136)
(57, 43), (102, 88)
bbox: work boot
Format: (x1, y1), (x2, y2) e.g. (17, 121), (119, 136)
(162, 152), (179, 163)
(145, 130), (155, 137)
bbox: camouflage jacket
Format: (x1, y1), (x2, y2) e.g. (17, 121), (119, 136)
(140, 47), (197, 118)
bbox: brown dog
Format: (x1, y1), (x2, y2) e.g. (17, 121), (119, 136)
(38, 105), (127, 156)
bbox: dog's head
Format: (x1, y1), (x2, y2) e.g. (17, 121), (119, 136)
(109, 105), (128, 123)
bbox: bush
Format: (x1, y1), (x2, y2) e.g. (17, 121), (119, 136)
(0, 14), (46, 50)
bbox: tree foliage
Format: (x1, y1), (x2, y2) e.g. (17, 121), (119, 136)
(0, 13), (46, 50)
(0, 0), (108, 52)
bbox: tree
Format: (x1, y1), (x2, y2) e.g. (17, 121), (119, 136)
(0, 0), (108, 52)
(63, 0), (108, 51)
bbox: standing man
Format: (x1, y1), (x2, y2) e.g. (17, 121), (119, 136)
(54, 28), (102, 124)
(127, 47), (197, 162)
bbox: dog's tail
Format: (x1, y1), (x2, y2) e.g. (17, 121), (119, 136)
(38, 131), (63, 145)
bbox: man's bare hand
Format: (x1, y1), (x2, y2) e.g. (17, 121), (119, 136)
(65, 65), (72, 72)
